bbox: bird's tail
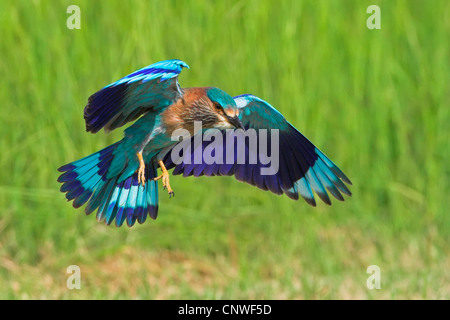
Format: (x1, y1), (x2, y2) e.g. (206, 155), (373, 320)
(57, 142), (159, 227)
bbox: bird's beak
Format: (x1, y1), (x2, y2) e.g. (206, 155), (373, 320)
(228, 116), (245, 130)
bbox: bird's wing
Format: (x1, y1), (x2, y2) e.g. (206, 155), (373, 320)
(84, 59), (189, 133)
(163, 94), (352, 206)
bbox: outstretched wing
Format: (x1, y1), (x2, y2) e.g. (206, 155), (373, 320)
(84, 59), (189, 133)
(163, 94), (352, 206)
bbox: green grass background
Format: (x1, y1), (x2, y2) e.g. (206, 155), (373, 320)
(0, 0), (448, 299)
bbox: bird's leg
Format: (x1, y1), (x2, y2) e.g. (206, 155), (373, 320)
(154, 160), (174, 197)
(136, 152), (146, 187)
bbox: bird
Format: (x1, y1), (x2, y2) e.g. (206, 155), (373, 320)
(58, 59), (352, 227)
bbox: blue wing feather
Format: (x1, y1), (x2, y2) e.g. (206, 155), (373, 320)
(84, 59), (189, 133)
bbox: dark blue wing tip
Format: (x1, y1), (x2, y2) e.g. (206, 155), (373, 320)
(317, 192), (332, 206)
(344, 176), (353, 186)
(304, 197), (317, 207)
(58, 164), (76, 173)
(149, 205), (158, 220)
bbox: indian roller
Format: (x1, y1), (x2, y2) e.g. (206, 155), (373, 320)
(58, 59), (352, 227)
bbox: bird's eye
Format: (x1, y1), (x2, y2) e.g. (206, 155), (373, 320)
(215, 103), (223, 111)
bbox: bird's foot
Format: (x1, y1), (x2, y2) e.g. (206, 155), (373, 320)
(154, 171), (174, 198)
(136, 152), (146, 187)
(154, 160), (174, 198)
(137, 164), (146, 187)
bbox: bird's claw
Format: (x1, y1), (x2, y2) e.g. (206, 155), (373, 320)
(136, 152), (146, 187)
(137, 164), (146, 187)
(154, 171), (174, 198)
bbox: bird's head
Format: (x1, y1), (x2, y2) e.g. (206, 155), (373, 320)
(203, 87), (245, 130)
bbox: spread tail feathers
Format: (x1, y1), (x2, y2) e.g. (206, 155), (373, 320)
(57, 143), (159, 227)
